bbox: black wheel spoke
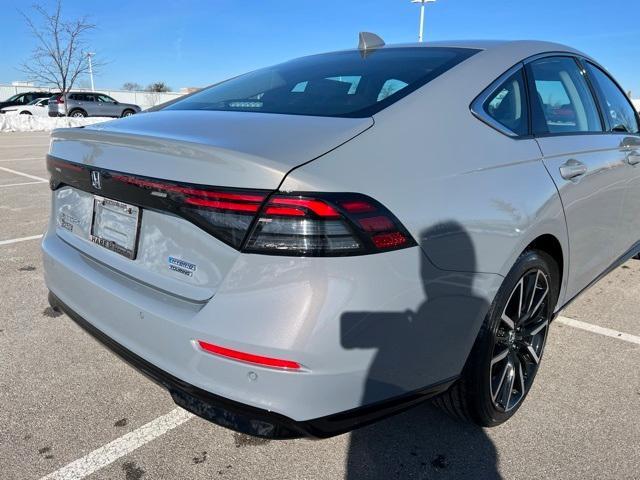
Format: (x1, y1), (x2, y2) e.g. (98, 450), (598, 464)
(522, 318), (549, 338)
(490, 267), (551, 412)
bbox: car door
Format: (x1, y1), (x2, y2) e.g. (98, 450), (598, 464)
(69, 93), (86, 114)
(97, 94), (120, 116)
(35, 98), (49, 116)
(14, 94), (29, 106)
(582, 61), (640, 251)
(528, 55), (629, 299)
(82, 94), (98, 116)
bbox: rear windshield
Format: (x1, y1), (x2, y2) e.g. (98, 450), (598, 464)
(165, 47), (478, 118)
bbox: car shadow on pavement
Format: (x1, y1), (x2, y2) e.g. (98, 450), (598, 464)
(341, 222), (500, 479)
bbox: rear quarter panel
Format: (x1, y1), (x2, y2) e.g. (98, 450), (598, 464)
(280, 46), (570, 308)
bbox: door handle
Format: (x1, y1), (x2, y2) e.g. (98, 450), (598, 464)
(627, 151), (640, 166)
(559, 159), (587, 180)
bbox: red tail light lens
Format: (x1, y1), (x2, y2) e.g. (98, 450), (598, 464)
(243, 193), (416, 256)
(111, 173), (268, 249)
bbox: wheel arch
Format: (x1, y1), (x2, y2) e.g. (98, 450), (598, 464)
(68, 108), (87, 117)
(512, 231), (568, 313)
(526, 234), (564, 287)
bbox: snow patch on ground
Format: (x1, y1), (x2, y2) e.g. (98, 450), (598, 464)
(0, 114), (113, 132)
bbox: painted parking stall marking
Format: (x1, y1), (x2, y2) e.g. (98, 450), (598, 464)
(0, 165), (48, 182)
(556, 315), (640, 346)
(38, 408), (194, 480)
(0, 234), (44, 246)
(0, 156), (44, 163)
(0, 180), (47, 188)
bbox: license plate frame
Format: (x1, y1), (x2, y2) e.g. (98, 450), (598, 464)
(89, 196), (141, 260)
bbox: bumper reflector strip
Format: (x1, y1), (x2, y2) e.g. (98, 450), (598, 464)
(197, 340), (301, 370)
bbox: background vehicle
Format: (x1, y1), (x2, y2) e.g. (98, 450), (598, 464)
(0, 91), (51, 112)
(0, 96), (50, 116)
(43, 38), (640, 438)
(48, 92), (141, 118)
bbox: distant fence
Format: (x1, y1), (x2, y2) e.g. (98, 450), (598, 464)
(0, 84), (185, 110)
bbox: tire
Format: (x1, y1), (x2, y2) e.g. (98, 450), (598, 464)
(434, 249), (560, 427)
(19, 111), (32, 115)
(121, 109), (135, 117)
(69, 109), (87, 118)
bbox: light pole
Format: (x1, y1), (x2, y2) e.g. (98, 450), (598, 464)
(87, 52), (95, 91)
(411, 0), (436, 42)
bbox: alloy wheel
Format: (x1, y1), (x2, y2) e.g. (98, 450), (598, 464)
(490, 268), (550, 412)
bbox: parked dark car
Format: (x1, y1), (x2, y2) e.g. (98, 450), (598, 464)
(48, 92), (141, 118)
(0, 91), (52, 112)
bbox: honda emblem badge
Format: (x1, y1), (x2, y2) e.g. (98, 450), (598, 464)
(91, 171), (102, 190)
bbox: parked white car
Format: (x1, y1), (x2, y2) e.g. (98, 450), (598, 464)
(1, 97), (51, 116)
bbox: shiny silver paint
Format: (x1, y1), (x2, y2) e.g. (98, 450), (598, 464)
(282, 41), (575, 305)
(51, 112), (372, 189)
(43, 40), (640, 422)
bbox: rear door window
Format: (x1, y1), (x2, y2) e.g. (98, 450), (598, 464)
(527, 57), (602, 135)
(166, 47), (479, 118)
(483, 69), (529, 136)
(585, 62), (639, 134)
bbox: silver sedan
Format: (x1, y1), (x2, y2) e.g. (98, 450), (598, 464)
(43, 37), (640, 438)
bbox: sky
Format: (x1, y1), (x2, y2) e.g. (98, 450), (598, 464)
(1, 0), (639, 95)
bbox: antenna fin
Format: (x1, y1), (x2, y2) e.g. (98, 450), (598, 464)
(358, 32), (385, 51)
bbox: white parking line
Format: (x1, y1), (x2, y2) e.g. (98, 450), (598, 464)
(556, 315), (640, 345)
(0, 180), (47, 188)
(0, 234), (43, 246)
(0, 156), (43, 163)
(38, 408), (194, 480)
(0, 166), (48, 182)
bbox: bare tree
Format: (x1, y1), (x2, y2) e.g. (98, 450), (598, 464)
(146, 82), (171, 93)
(21, 1), (101, 108)
(122, 82), (143, 91)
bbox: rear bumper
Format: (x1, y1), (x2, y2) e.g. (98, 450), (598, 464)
(48, 291), (455, 438)
(42, 193), (501, 436)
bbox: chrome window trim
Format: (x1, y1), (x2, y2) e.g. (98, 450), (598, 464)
(470, 50), (608, 139)
(470, 63), (525, 138)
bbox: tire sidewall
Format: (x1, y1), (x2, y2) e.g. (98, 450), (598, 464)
(467, 250), (560, 426)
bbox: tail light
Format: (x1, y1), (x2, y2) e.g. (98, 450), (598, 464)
(47, 158), (417, 256)
(55, 95), (64, 104)
(111, 174), (268, 250)
(244, 193), (416, 255)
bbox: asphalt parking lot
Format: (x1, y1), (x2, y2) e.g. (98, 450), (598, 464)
(0, 131), (638, 480)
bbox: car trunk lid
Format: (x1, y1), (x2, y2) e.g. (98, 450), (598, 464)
(48, 110), (372, 302)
